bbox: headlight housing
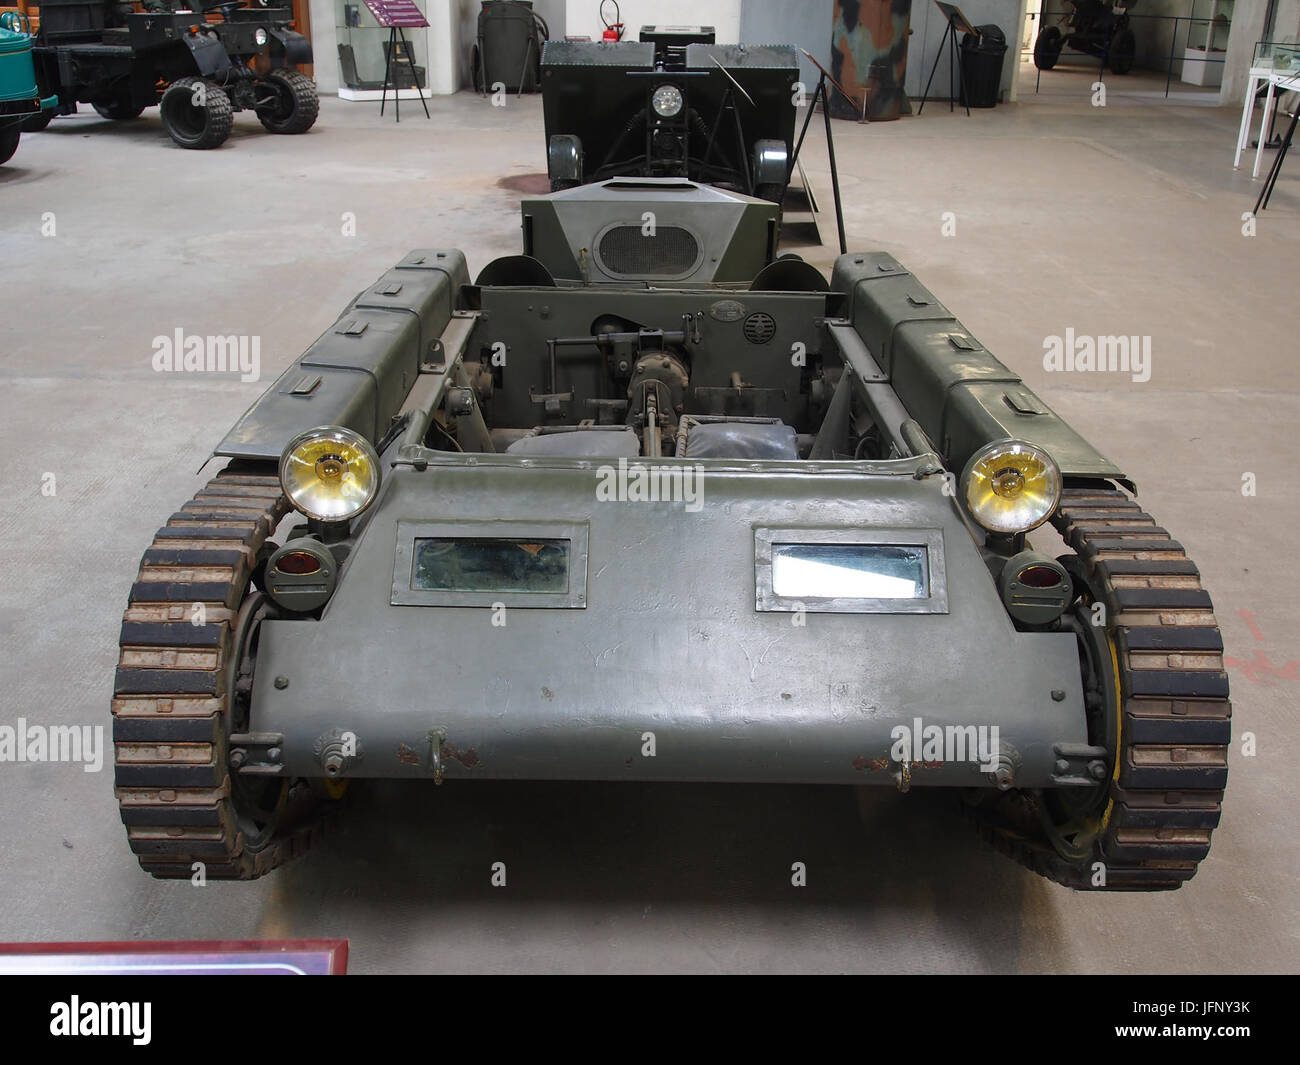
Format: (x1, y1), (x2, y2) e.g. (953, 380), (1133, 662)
(279, 425), (380, 523)
(652, 84), (683, 118)
(254, 27), (269, 46)
(961, 439), (1061, 535)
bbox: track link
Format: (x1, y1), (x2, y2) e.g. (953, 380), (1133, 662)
(113, 466), (326, 879)
(974, 485), (1231, 890)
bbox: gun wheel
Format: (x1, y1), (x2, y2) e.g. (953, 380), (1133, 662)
(1034, 27), (1063, 71)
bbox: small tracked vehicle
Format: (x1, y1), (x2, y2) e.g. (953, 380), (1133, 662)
(114, 178), (1229, 888)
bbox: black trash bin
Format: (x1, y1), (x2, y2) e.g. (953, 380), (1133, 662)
(958, 24), (1007, 108)
(475, 1), (549, 94)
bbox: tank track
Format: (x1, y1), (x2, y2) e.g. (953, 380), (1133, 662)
(972, 485), (1231, 890)
(112, 466), (325, 879)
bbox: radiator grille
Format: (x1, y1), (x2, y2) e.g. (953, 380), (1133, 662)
(597, 225), (700, 277)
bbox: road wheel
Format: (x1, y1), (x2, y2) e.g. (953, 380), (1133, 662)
(0, 124), (20, 165)
(1034, 27), (1063, 71)
(21, 109), (53, 132)
(160, 77), (233, 150)
(255, 70), (319, 134)
(1109, 28), (1136, 75)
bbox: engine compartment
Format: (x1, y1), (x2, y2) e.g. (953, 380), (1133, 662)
(436, 286), (840, 462)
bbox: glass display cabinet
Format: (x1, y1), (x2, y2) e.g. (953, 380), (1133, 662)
(1183, 0), (1233, 87)
(335, 0), (433, 101)
(1252, 39), (1300, 72)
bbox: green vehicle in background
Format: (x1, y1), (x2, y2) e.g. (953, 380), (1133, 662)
(0, 13), (57, 165)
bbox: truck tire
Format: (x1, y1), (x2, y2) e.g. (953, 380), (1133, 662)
(160, 77), (233, 150)
(21, 109), (53, 132)
(256, 70), (319, 134)
(1034, 27), (1063, 71)
(0, 125), (20, 165)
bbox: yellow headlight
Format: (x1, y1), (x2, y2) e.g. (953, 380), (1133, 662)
(961, 439), (1061, 535)
(279, 426), (380, 523)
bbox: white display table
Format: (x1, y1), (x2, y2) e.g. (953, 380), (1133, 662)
(1234, 64), (1300, 178)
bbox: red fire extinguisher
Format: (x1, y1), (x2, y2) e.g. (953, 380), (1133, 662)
(600, 0), (624, 41)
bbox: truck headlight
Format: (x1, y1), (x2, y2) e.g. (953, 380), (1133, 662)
(652, 84), (683, 117)
(279, 425), (380, 523)
(254, 28), (269, 46)
(961, 439), (1061, 535)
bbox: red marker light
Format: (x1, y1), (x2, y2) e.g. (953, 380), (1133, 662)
(1018, 565), (1063, 588)
(277, 551), (322, 575)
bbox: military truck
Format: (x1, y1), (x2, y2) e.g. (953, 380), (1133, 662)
(541, 31), (798, 204)
(0, 13), (57, 164)
(113, 178), (1229, 890)
(23, 0), (316, 149)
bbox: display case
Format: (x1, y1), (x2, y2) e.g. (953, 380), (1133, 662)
(1183, 0), (1232, 87)
(335, 0), (433, 101)
(1252, 39), (1300, 72)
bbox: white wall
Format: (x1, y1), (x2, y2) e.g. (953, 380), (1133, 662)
(563, 0), (741, 43)
(739, 0), (830, 87)
(1277, 0), (1300, 37)
(1219, 0), (1269, 104)
(309, 0), (340, 94)
(427, 0), (459, 93)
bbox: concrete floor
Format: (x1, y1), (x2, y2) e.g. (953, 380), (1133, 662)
(0, 75), (1296, 974)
